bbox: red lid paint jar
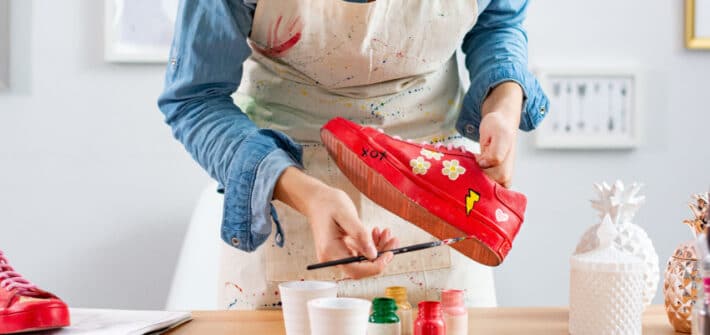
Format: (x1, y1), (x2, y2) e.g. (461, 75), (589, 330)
(414, 301), (445, 335)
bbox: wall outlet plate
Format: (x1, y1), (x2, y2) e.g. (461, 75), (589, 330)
(534, 69), (641, 150)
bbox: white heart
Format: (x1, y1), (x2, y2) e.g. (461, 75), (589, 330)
(495, 209), (509, 222)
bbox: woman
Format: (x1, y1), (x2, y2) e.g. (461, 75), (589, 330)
(158, 0), (548, 309)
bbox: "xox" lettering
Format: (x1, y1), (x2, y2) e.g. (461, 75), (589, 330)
(361, 147), (387, 161)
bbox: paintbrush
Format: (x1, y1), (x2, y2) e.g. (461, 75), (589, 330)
(306, 236), (470, 271)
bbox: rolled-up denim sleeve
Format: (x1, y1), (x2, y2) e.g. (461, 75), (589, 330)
(457, 0), (549, 141)
(157, 0), (302, 252)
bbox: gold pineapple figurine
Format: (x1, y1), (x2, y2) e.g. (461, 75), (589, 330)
(664, 192), (709, 333)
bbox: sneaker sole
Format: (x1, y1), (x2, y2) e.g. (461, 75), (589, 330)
(0, 306), (70, 334)
(321, 128), (503, 266)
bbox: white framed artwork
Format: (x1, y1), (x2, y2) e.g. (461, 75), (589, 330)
(104, 0), (179, 63)
(0, 0), (9, 89)
(535, 69), (641, 150)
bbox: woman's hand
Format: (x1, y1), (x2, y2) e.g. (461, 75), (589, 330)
(477, 82), (524, 188)
(274, 167), (399, 279)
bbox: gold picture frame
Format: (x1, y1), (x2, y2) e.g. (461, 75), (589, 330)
(686, 0), (710, 49)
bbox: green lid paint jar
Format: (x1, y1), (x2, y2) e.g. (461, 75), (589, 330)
(368, 297), (401, 335)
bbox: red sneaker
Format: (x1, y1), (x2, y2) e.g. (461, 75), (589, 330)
(321, 117), (527, 266)
(0, 251), (70, 334)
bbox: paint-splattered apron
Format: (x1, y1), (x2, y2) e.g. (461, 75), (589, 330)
(218, 0), (497, 309)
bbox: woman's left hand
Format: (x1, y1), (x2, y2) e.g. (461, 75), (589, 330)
(476, 82), (524, 188)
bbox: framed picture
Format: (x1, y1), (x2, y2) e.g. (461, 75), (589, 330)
(535, 69), (641, 150)
(104, 0), (179, 63)
(0, 0), (9, 89)
(686, 0), (710, 49)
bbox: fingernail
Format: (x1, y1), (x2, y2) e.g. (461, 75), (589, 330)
(478, 159), (488, 167)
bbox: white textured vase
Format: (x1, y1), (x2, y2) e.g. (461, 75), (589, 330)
(569, 215), (645, 335)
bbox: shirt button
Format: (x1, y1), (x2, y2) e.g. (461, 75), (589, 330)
(465, 124), (476, 134)
(231, 237), (240, 247)
(540, 106), (546, 115)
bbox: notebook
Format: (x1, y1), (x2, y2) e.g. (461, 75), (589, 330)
(36, 308), (192, 335)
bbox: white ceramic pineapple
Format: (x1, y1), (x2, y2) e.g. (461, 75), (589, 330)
(575, 180), (660, 307)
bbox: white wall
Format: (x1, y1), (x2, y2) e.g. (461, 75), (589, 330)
(0, 0), (707, 309)
(0, 0), (209, 309)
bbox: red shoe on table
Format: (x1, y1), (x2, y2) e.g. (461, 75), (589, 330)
(0, 250), (70, 334)
(321, 117), (527, 266)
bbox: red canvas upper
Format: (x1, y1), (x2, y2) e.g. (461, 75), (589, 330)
(321, 117), (527, 265)
(0, 252), (70, 334)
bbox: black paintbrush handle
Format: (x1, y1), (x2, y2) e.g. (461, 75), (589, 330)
(306, 241), (442, 270)
(390, 241), (442, 255)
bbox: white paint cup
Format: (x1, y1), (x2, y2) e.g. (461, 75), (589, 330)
(278, 281), (337, 335)
(307, 297), (372, 335)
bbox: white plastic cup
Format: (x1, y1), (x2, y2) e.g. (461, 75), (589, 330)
(278, 281), (337, 335)
(308, 297), (372, 335)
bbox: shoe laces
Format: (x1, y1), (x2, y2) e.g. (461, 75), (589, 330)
(0, 251), (36, 292)
(376, 128), (468, 153)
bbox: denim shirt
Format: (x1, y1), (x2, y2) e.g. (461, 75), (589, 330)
(157, 0), (549, 252)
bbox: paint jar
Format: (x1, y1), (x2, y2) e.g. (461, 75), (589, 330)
(441, 289), (467, 335)
(414, 301), (445, 335)
(385, 286), (413, 335)
(368, 297), (401, 335)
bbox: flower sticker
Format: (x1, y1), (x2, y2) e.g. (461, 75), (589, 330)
(410, 157), (431, 175)
(442, 160), (466, 180)
(420, 148), (444, 161)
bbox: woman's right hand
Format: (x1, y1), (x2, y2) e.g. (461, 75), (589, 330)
(274, 167), (398, 279)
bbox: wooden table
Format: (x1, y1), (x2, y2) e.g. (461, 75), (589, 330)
(167, 305), (681, 334)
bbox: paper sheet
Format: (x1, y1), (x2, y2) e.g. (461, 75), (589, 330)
(35, 308), (191, 335)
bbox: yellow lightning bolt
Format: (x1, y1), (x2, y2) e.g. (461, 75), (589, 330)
(465, 189), (480, 216)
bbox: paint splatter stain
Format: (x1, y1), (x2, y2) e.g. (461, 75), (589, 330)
(408, 275), (425, 288)
(228, 298), (238, 309)
(252, 15), (303, 58)
(225, 282), (244, 293)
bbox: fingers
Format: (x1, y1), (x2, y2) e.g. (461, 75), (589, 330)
(483, 166), (513, 188)
(339, 252), (394, 279)
(373, 228), (399, 251)
(476, 132), (512, 169)
(341, 227), (398, 279)
(372, 227), (381, 247)
(333, 198), (378, 260)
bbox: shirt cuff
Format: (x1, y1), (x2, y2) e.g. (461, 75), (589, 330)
(250, 148), (301, 248)
(456, 62), (550, 141)
(220, 128), (303, 252)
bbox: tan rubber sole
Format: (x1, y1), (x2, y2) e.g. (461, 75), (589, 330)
(322, 129), (501, 266)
